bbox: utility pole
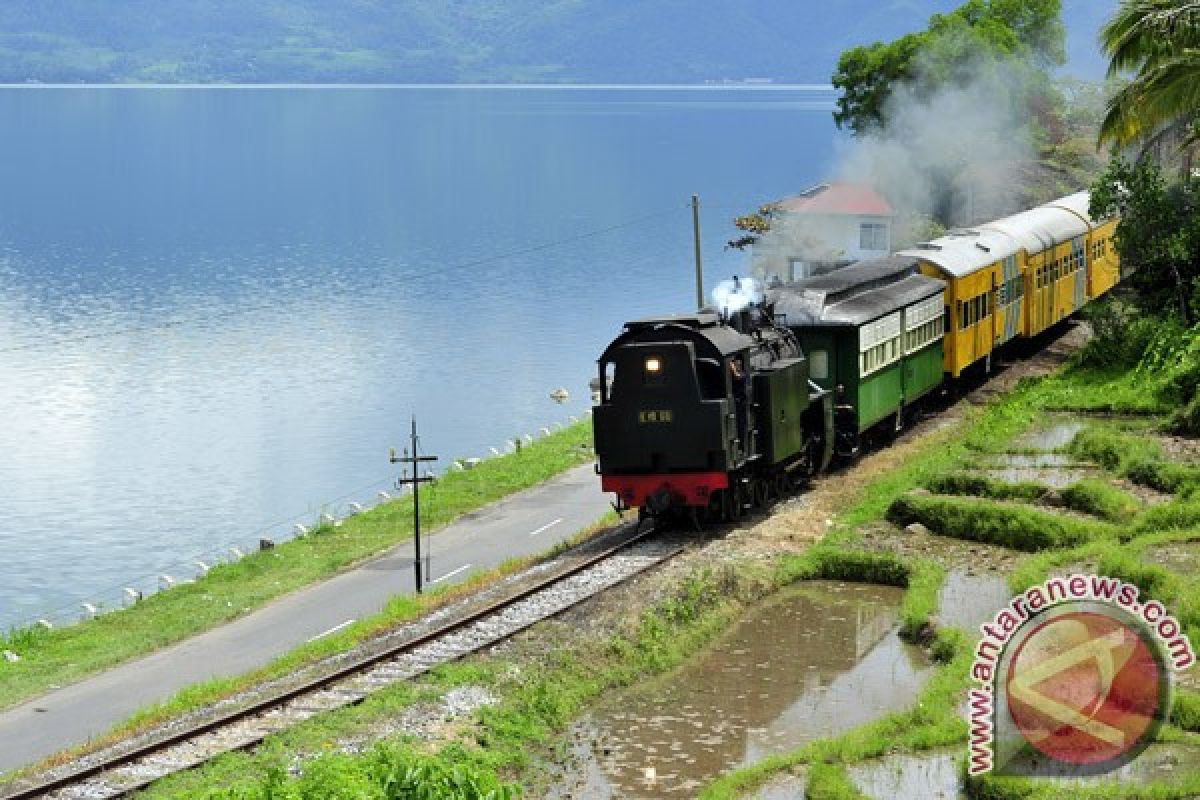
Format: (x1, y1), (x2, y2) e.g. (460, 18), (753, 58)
(390, 417), (437, 594)
(692, 193), (704, 310)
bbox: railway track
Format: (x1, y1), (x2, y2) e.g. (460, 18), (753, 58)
(3, 527), (681, 800)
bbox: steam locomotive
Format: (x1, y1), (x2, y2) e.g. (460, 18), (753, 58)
(592, 190), (1122, 522)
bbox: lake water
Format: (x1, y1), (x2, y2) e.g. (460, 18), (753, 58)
(0, 86), (838, 629)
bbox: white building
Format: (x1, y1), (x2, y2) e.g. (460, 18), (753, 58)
(752, 182), (895, 283)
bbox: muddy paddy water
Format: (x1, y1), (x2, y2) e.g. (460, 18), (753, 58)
(1010, 418), (1086, 452)
(971, 418), (1097, 487)
(546, 582), (932, 798)
(936, 569), (1011, 631)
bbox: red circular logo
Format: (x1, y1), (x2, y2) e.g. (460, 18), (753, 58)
(1005, 610), (1165, 766)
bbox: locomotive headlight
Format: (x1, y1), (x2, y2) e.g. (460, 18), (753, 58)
(644, 357), (662, 374)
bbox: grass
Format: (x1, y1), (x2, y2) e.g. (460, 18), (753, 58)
(1036, 364), (1171, 415)
(924, 473), (1050, 503)
(1127, 460), (1200, 496)
(1061, 478), (1142, 522)
(923, 472), (1141, 523)
(1133, 498), (1200, 536)
(0, 421), (594, 713)
(1009, 531), (1200, 652)
(965, 770), (1200, 799)
(1065, 424), (1200, 506)
(887, 493), (1115, 551)
(1068, 424), (1163, 473)
(206, 743), (521, 800)
(806, 762), (868, 799)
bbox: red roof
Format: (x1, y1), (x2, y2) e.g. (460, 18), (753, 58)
(774, 182), (893, 217)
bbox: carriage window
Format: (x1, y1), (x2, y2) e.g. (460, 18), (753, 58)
(810, 350), (829, 381)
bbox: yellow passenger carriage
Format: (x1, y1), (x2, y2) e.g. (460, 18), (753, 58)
(899, 191), (1121, 378)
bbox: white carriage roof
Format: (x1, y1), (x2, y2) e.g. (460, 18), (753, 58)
(899, 191), (1094, 278)
(1043, 191), (1093, 223)
(896, 227), (1019, 278)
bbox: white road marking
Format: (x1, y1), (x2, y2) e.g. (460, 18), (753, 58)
(528, 518), (564, 537)
(306, 619), (355, 643)
(431, 563), (472, 584)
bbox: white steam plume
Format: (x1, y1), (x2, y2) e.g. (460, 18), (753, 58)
(834, 42), (1038, 231)
(748, 39), (1040, 283)
(712, 276), (762, 316)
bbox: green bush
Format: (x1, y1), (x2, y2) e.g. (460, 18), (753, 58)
(1076, 298), (1166, 368)
(924, 473), (1049, 502)
(1060, 479), (1140, 522)
(1174, 392), (1200, 436)
(887, 494), (1113, 552)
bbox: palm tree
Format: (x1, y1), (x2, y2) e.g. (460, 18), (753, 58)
(1098, 0), (1200, 153)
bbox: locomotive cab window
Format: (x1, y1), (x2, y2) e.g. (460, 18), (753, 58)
(696, 358), (725, 400)
(600, 362), (617, 402)
(810, 350), (828, 381)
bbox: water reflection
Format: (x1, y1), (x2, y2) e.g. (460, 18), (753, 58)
(937, 570), (1012, 632)
(549, 582), (932, 798)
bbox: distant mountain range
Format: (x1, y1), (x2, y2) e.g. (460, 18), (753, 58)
(0, 1), (1117, 84)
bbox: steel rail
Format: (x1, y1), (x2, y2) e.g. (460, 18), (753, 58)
(2, 524), (674, 800)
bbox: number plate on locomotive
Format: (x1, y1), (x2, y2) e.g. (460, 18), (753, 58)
(638, 410), (673, 423)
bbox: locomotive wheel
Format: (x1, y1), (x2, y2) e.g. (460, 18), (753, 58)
(752, 478), (769, 510)
(707, 490), (725, 523)
(723, 485), (743, 522)
(772, 472), (788, 500)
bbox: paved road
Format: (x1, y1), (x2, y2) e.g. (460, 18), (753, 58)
(0, 464), (611, 773)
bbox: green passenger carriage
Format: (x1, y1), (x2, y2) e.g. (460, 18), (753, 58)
(769, 256), (947, 456)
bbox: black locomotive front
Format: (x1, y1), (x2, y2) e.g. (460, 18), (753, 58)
(593, 309), (832, 519)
